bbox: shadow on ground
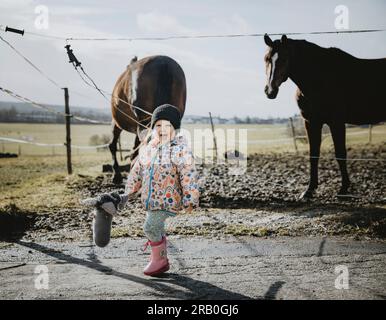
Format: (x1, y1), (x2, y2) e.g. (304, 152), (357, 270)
(0, 204), (36, 241)
(16, 240), (257, 300)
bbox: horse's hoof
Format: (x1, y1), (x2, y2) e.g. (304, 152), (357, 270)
(112, 174), (123, 185)
(299, 189), (316, 200)
(337, 190), (348, 197)
(336, 186), (357, 200)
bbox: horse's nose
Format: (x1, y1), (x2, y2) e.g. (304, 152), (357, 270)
(265, 85), (278, 99)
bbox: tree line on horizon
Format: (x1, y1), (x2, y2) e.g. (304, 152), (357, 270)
(0, 106), (298, 125)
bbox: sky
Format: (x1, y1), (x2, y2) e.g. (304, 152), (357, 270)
(0, 0), (385, 118)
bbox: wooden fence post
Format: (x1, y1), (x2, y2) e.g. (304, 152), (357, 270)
(209, 112), (218, 163)
(368, 124), (373, 144)
(289, 117), (298, 154)
(63, 88), (72, 175)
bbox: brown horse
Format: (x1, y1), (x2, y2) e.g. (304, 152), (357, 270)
(109, 55), (186, 184)
(263, 34), (386, 199)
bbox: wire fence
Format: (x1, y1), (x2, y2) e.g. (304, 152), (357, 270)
(0, 86), (111, 125)
(0, 31), (151, 129)
(0, 122), (384, 159)
(64, 28), (386, 41)
(0, 137), (109, 149)
(1, 24), (386, 41)
(0, 24), (385, 163)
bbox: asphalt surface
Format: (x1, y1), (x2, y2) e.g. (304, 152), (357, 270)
(0, 236), (385, 300)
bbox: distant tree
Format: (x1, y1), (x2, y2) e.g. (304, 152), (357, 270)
(0, 107), (18, 122)
(100, 134), (111, 144)
(89, 134), (111, 151)
(89, 134), (100, 146)
(8, 106), (17, 120)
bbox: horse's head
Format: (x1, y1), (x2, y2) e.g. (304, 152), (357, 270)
(263, 34), (290, 99)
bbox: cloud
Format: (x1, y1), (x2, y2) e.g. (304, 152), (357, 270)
(0, 0), (34, 10)
(230, 14), (251, 33)
(136, 11), (195, 35)
(49, 5), (117, 17)
(0, 4), (258, 118)
(209, 13), (253, 34)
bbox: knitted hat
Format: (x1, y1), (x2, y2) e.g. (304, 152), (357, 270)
(151, 104), (181, 130)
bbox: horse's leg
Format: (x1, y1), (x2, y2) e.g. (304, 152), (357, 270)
(300, 120), (323, 199)
(130, 134), (141, 162)
(108, 123), (123, 184)
(329, 122), (350, 196)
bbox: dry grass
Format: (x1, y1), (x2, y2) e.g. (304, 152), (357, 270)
(0, 153), (111, 213)
(1, 123), (384, 156)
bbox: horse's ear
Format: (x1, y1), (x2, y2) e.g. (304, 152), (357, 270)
(264, 33), (273, 47)
(281, 34), (288, 45)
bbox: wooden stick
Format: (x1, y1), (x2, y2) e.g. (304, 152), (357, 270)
(63, 88), (72, 174)
(289, 117), (298, 154)
(209, 112), (218, 162)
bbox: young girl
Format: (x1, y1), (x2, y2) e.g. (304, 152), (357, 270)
(91, 104), (199, 276)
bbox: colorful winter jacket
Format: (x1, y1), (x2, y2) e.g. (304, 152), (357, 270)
(125, 134), (200, 213)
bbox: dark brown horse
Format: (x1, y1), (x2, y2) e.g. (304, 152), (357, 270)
(263, 34), (386, 199)
(109, 55), (186, 184)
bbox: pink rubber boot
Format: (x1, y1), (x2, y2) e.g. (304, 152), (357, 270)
(143, 236), (170, 276)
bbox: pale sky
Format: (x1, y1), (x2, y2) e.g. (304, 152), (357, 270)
(0, 0), (385, 118)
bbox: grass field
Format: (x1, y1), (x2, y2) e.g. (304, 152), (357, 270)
(0, 122), (385, 157)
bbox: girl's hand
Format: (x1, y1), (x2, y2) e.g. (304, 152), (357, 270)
(185, 204), (194, 214)
(81, 192), (130, 216)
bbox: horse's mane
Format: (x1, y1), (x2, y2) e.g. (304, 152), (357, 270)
(286, 39), (359, 89)
(290, 39), (357, 62)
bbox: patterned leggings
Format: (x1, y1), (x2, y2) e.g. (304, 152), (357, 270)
(143, 210), (176, 242)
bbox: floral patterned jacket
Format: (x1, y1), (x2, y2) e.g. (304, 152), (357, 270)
(125, 134), (200, 213)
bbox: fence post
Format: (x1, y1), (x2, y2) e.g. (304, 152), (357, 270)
(63, 88), (72, 175)
(368, 124), (373, 144)
(289, 117), (298, 154)
(209, 112), (218, 163)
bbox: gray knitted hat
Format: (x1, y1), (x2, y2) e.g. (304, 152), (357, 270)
(151, 104), (181, 130)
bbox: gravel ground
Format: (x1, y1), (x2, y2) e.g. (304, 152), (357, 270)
(0, 145), (385, 242)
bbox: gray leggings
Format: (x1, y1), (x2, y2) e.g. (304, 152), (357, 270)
(143, 210), (176, 242)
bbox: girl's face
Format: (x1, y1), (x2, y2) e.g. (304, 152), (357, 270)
(154, 119), (176, 144)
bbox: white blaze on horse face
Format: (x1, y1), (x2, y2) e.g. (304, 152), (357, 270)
(268, 52), (279, 94)
(131, 69), (139, 113)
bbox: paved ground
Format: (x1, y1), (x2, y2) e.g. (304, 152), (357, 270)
(0, 236), (385, 300)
